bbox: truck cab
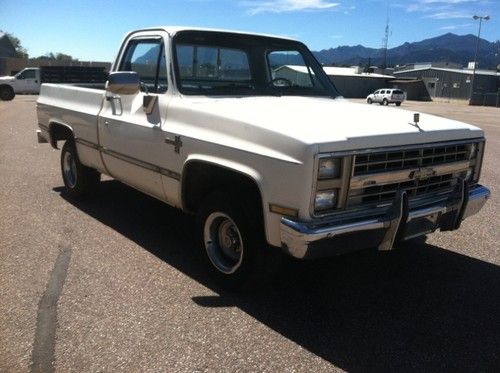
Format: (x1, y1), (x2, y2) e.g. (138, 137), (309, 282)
(0, 68), (41, 100)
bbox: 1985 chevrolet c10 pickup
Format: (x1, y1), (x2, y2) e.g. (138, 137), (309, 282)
(37, 27), (490, 287)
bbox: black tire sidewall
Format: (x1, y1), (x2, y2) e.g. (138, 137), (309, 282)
(196, 192), (264, 290)
(0, 87), (14, 101)
(60, 140), (99, 198)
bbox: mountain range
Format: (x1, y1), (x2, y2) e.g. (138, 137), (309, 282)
(312, 33), (500, 69)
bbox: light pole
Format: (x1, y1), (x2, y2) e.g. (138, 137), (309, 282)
(469, 15), (490, 103)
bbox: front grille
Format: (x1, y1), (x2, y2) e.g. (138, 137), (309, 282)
(348, 173), (456, 207)
(353, 143), (471, 176)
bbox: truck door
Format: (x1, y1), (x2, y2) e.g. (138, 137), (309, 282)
(15, 68), (39, 93)
(98, 33), (171, 201)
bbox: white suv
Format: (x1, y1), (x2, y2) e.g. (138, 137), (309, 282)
(367, 88), (405, 106)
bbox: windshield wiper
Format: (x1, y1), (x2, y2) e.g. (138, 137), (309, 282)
(208, 82), (256, 90)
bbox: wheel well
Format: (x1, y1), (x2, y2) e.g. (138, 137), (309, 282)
(0, 84), (13, 92)
(182, 161), (263, 216)
(49, 122), (74, 148)
(0, 85), (14, 100)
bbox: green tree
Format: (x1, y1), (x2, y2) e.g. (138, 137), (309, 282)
(38, 52), (78, 62)
(0, 31), (28, 58)
(55, 52), (78, 62)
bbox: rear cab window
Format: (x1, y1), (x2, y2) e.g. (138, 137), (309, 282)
(176, 44), (253, 91)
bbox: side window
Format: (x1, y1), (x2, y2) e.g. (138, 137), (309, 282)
(157, 51), (168, 93)
(119, 38), (168, 93)
(380, 90), (385, 94)
(17, 69), (36, 80)
(268, 50), (316, 88)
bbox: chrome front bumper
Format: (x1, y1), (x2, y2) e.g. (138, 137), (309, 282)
(280, 184), (490, 259)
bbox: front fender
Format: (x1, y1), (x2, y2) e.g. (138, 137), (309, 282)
(182, 154), (282, 245)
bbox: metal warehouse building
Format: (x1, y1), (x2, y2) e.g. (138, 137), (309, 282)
(274, 65), (394, 98)
(394, 66), (500, 106)
(274, 65), (430, 100)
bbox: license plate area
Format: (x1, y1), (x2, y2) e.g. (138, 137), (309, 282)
(402, 212), (440, 240)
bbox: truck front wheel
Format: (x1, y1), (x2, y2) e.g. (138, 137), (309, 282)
(196, 191), (265, 290)
(0, 86), (14, 101)
(60, 140), (100, 198)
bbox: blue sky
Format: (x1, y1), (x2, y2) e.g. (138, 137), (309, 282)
(1, 0), (499, 62)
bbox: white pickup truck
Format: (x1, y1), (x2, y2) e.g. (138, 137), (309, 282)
(0, 66), (107, 101)
(0, 68), (40, 100)
(36, 27), (490, 287)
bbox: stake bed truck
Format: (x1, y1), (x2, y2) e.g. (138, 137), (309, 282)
(0, 66), (107, 100)
(36, 27), (490, 287)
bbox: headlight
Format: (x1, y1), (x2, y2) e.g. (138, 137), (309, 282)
(315, 189), (338, 212)
(318, 158), (341, 179)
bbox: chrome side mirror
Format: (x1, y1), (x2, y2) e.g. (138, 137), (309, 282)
(106, 71), (140, 95)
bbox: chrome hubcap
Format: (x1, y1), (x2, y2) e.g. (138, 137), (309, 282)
(63, 151), (77, 188)
(204, 212), (243, 274)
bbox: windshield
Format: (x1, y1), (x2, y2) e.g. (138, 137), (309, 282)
(173, 31), (340, 97)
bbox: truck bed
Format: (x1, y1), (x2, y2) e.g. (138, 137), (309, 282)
(37, 83), (105, 148)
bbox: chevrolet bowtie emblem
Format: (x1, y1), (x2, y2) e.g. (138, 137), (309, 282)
(409, 167), (437, 180)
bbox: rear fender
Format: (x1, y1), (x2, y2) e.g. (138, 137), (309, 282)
(48, 121), (74, 149)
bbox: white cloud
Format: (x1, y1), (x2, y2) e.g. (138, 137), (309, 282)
(421, 0), (472, 4)
(425, 11), (471, 19)
(439, 22), (473, 30)
(402, 0), (485, 14)
(242, 0), (340, 15)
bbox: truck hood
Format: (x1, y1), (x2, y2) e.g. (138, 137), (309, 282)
(169, 96), (484, 163)
(0, 76), (15, 82)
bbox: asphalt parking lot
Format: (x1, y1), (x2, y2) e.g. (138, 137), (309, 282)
(1, 96), (499, 372)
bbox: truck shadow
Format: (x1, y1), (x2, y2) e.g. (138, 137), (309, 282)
(55, 180), (500, 372)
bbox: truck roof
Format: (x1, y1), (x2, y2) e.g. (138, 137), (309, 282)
(132, 26), (299, 42)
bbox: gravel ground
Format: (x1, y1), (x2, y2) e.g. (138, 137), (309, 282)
(1, 96), (499, 372)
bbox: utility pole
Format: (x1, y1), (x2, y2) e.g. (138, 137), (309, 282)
(381, 1), (390, 69)
(469, 15), (490, 104)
